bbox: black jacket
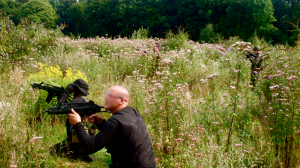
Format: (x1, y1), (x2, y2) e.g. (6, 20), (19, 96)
(74, 106), (156, 168)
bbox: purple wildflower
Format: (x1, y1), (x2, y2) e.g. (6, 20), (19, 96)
(216, 45), (222, 50)
(193, 110), (197, 114)
(227, 46), (232, 52)
(220, 52), (226, 55)
(56, 25), (58, 28)
(253, 71), (258, 74)
(268, 75), (273, 79)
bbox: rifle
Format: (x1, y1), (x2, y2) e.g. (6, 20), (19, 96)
(135, 47), (147, 54)
(246, 52), (257, 59)
(45, 101), (109, 116)
(31, 82), (70, 103)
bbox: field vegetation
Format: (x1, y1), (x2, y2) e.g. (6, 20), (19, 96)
(1, 14), (300, 167)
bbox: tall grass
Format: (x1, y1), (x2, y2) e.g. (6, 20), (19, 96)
(1, 15), (300, 167)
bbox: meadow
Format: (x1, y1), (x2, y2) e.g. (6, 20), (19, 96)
(1, 15), (300, 168)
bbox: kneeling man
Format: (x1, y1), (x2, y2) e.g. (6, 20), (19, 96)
(68, 86), (156, 168)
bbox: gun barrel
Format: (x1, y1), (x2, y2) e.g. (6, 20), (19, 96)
(46, 104), (107, 115)
(31, 83), (40, 88)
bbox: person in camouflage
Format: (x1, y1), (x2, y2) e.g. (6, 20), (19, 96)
(50, 79), (95, 162)
(247, 46), (263, 87)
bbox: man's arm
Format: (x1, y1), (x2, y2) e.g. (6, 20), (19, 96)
(73, 119), (118, 154)
(96, 119), (106, 130)
(249, 57), (256, 64)
(58, 84), (74, 102)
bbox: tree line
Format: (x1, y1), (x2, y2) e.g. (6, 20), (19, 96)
(0, 0), (299, 45)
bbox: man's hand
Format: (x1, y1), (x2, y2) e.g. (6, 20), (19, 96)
(67, 109), (81, 125)
(89, 114), (104, 124)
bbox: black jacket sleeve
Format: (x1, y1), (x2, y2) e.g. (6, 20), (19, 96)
(58, 84), (74, 102)
(73, 119), (119, 154)
(58, 92), (68, 103)
(96, 119), (106, 130)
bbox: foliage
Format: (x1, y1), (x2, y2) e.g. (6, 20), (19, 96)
(19, 0), (57, 27)
(28, 62), (88, 85)
(2, 18), (300, 167)
(131, 26), (149, 39)
(55, 0), (77, 27)
(65, 2), (86, 35)
(164, 27), (190, 50)
(199, 23), (218, 43)
(0, 14), (63, 61)
(252, 0), (277, 37)
(1, 0), (300, 45)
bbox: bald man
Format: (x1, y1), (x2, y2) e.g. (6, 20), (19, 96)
(68, 86), (156, 168)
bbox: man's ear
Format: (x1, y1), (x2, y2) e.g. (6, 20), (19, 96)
(120, 99), (126, 104)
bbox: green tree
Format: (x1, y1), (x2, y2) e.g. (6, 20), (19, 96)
(7, 0), (297, 44)
(16, 0), (29, 4)
(56, 0), (76, 23)
(19, 0), (57, 27)
(223, 0), (276, 41)
(199, 23), (217, 43)
(84, 0), (116, 37)
(139, 2), (161, 37)
(112, 0), (135, 36)
(223, 1), (254, 39)
(0, 0), (8, 9)
(0, 0), (9, 13)
(65, 2), (86, 35)
(176, 0), (204, 41)
(0, 0), (22, 23)
(252, 0), (277, 39)
(272, 0), (299, 45)
(48, 0), (59, 12)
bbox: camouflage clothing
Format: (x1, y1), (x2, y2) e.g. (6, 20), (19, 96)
(50, 79), (94, 162)
(67, 96), (92, 144)
(50, 96), (95, 162)
(249, 53), (263, 87)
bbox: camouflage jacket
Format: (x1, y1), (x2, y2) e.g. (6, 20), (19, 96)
(69, 96), (95, 143)
(249, 53), (263, 72)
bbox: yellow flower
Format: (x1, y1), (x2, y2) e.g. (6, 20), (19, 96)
(28, 62), (88, 87)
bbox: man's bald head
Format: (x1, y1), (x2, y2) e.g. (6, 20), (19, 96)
(104, 86), (130, 114)
(110, 86), (130, 102)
